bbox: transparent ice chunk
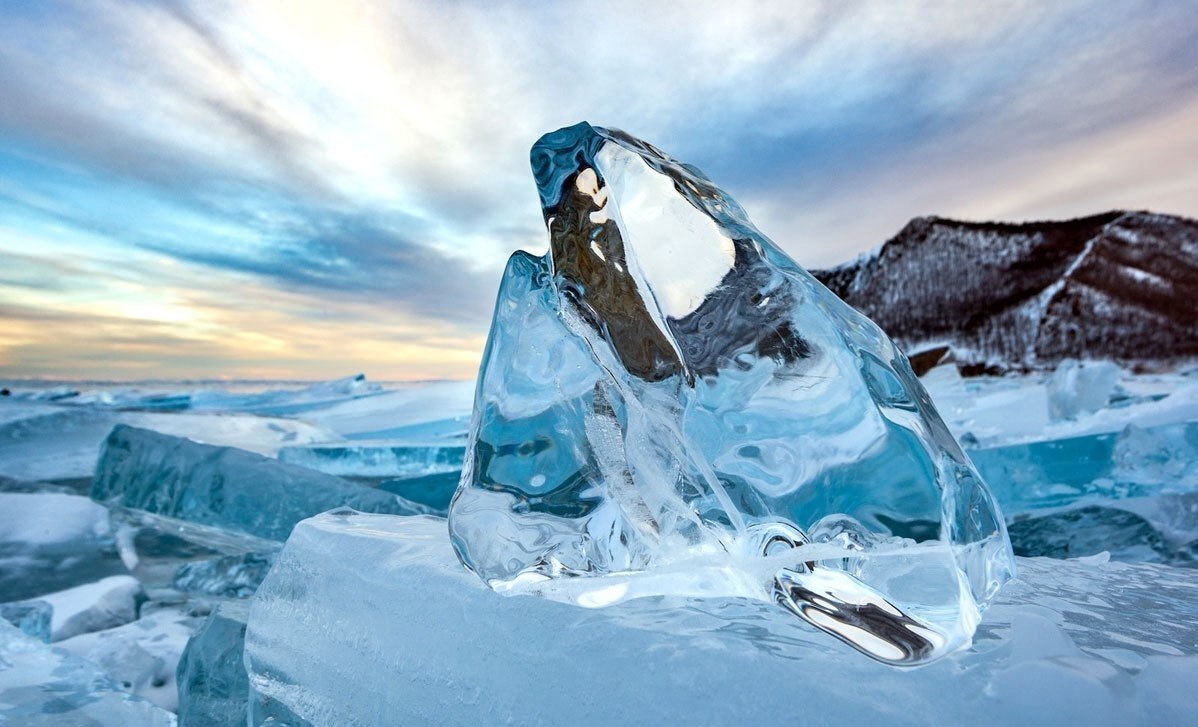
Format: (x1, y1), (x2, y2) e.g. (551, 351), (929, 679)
(93, 425), (432, 542)
(448, 122), (1014, 663)
(1048, 359), (1122, 420)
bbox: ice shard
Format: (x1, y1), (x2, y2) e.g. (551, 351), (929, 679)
(177, 602), (249, 727)
(448, 122), (1015, 663)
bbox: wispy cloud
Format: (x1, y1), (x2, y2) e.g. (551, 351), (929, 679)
(0, 0), (1195, 379)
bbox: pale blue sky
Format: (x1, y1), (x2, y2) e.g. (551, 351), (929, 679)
(2, 0), (1196, 379)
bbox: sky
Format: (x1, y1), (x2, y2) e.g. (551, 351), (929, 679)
(1, 0), (1196, 381)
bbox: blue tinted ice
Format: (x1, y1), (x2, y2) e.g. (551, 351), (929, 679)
(278, 439), (464, 479)
(448, 122), (1015, 664)
(93, 425), (431, 542)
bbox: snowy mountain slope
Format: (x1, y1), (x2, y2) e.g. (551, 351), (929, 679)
(812, 211), (1198, 371)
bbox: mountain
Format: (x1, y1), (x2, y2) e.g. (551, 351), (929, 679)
(811, 211), (1198, 374)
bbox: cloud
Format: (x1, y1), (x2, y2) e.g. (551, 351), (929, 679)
(0, 0), (1195, 377)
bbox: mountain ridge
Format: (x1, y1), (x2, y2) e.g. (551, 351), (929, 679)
(811, 210), (1198, 373)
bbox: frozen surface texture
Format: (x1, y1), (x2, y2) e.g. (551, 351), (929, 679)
(42, 574), (146, 642)
(0, 600), (52, 642)
(448, 122), (1014, 663)
(0, 492), (126, 601)
(173, 553), (275, 599)
(57, 605), (199, 712)
(92, 425), (430, 542)
(247, 513), (1198, 727)
(176, 602), (249, 727)
(0, 620), (176, 726)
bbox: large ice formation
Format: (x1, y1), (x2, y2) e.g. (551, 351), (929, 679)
(92, 425), (431, 541)
(448, 122), (1015, 663)
(246, 512), (1197, 726)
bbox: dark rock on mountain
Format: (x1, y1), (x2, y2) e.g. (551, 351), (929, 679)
(812, 211), (1198, 373)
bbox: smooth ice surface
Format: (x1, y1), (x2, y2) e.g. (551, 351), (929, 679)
(0, 620), (176, 726)
(42, 574), (145, 642)
(57, 605), (199, 713)
(246, 513), (1198, 727)
(449, 122), (1013, 663)
(176, 602), (249, 727)
(92, 425), (431, 542)
(0, 492), (126, 601)
(278, 439), (464, 478)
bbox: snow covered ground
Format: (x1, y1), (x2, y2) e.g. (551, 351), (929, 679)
(0, 365), (1195, 724)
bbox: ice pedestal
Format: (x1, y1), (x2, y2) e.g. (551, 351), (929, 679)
(0, 620), (176, 726)
(92, 425), (431, 542)
(245, 512), (1198, 727)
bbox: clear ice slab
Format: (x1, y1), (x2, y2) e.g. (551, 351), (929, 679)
(969, 420), (1198, 514)
(448, 122), (1014, 663)
(246, 513), (1198, 726)
(93, 425), (432, 542)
